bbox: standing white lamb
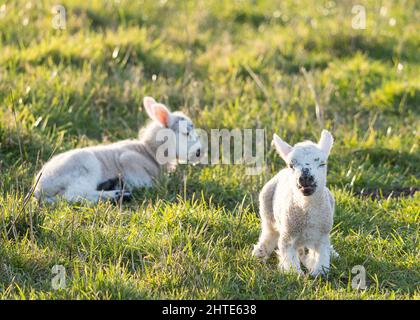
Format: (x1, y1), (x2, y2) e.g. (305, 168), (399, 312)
(252, 130), (337, 276)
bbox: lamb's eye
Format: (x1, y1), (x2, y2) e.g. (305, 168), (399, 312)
(319, 163), (326, 167)
(289, 163), (294, 170)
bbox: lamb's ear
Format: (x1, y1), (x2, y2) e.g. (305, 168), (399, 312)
(318, 130), (334, 155)
(272, 134), (292, 162)
(143, 96), (156, 119)
(148, 103), (172, 127)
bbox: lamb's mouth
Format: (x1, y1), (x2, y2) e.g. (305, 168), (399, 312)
(298, 184), (316, 196)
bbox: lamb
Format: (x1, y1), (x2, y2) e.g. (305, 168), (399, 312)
(34, 96), (202, 203)
(252, 130), (337, 276)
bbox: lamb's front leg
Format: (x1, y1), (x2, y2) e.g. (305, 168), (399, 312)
(308, 235), (331, 276)
(277, 236), (302, 274)
(252, 220), (279, 262)
(252, 177), (279, 262)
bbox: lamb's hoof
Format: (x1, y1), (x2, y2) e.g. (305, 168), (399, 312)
(309, 267), (329, 278)
(252, 245), (269, 263)
(115, 191), (132, 202)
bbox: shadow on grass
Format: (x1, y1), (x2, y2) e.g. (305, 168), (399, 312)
(131, 167), (257, 213)
(352, 147), (418, 170)
(312, 33), (420, 63)
(329, 253), (418, 297)
(328, 147), (419, 192)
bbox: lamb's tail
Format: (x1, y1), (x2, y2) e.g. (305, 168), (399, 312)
(330, 245), (339, 259)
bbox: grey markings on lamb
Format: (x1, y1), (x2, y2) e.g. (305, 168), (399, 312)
(97, 177), (124, 191)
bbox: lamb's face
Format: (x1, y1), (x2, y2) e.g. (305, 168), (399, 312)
(170, 112), (202, 164)
(286, 144), (328, 196)
(143, 97), (202, 164)
(272, 130), (334, 197)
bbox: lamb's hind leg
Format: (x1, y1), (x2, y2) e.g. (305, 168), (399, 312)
(63, 180), (131, 203)
(299, 247), (316, 272)
(252, 178), (279, 262)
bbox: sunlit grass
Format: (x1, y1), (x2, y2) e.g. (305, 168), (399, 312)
(0, 0), (419, 299)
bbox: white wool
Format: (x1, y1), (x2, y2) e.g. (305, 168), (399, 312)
(33, 97), (202, 203)
(253, 130), (337, 276)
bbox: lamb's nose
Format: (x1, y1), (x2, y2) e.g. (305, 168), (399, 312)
(196, 148), (201, 157)
(299, 174), (314, 187)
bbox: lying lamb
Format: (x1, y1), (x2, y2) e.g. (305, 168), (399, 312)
(34, 96), (202, 203)
(252, 130), (337, 276)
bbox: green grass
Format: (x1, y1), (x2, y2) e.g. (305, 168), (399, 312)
(0, 0), (419, 299)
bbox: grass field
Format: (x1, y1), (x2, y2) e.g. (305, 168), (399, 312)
(0, 0), (419, 299)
